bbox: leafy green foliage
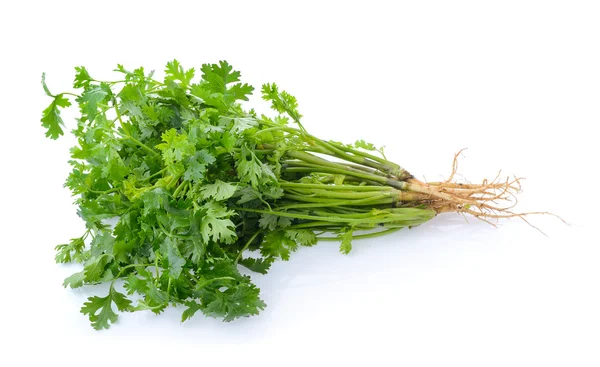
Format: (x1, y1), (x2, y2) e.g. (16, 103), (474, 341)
(338, 227), (354, 255)
(42, 60), (435, 329)
(41, 73), (71, 139)
(198, 180), (237, 201)
(81, 286), (132, 330)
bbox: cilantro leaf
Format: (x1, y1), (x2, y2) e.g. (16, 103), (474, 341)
(199, 203), (237, 244)
(74, 66), (93, 89)
(354, 139), (377, 151)
(156, 129), (196, 163)
(238, 257), (274, 275)
(165, 59), (195, 89)
(83, 254), (112, 282)
(260, 231), (298, 261)
(198, 180), (237, 201)
(261, 83), (302, 123)
(41, 93), (71, 139)
(55, 236), (85, 263)
(258, 214), (292, 231)
(286, 229), (317, 247)
(63, 271), (85, 289)
(181, 301), (202, 322)
(77, 84), (111, 122)
(338, 227), (354, 254)
(161, 237), (186, 278)
(200, 283), (266, 322)
(80, 286), (132, 330)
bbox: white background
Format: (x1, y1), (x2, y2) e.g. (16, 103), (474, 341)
(1, 1), (598, 366)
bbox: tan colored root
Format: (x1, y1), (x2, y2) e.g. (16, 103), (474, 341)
(402, 150), (565, 233)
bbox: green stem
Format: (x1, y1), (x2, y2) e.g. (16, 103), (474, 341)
(316, 228), (402, 241)
(157, 220), (191, 239)
(234, 231), (261, 265)
(110, 263), (152, 287)
(310, 137), (395, 175)
(87, 186), (120, 195)
(173, 180), (187, 198)
(328, 141), (398, 168)
(279, 194), (394, 208)
(116, 131), (160, 157)
(233, 207), (435, 225)
(141, 167), (168, 181)
(154, 255), (160, 283)
(285, 189), (395, 200)
(285, 151), (395, 185)
(61, 92), (81, 98)
(279, 182), (395, 192)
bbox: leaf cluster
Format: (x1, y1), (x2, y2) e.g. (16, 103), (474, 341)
(42, 60), (434, 329)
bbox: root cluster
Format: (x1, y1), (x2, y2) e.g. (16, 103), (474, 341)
(403, 149), (563, 233)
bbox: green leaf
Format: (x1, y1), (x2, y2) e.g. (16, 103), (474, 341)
(286, 229), (317, 247)
(226, 83), (254, 102)
(198, 180), (237, 201)
(41, 94), (71, 139)
(74, 66), (93, 89)
(261, 83), (302, 122)
(199, 283), (266, 322)
(201, 60), (240, 93)
(199, 203), (237, 244)
(90, 232), (115, 257)
(258, 214), (292, 231)
(354, 139), (377, 151)
(55, 237), (85, 263)
(161, 237), (186, 278)
(238, 257), (274, 275)
(77, 84), (110, 122)
(118, 84), (145, 118)
(236, 149), (275, 188)
(339, 227), (354, 255)
(165, 59), (195, 89)
(181, 301), (202, 322)
(260, 231), (297, 261)
(63, 271), (85, 289)
(80, 287), (132, 330)
(156, 129), (196, 163)
(183, 149), (215, 183)
(227, 116), (257, 134)
(83, 254), (112, 282)
(123, 273), (150, 295)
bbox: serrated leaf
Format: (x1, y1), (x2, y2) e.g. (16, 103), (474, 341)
(55, 237), (85, 263)
(260, 231), (297, 261)
(339, 227), (354, 254)
(286, 229), (317, 247)
(238, 257), (273, 275)
(77, 85), (110, 122)
(259, 214), (292, 231)
(74, 66), (93, 89)
(90, 231), (115, 257)
(63, 271), (85, 289)
(161, 237), (186, 278)
(181, 301), (202, 322)
(198, 180), (237, 201)
(83, 254), (112, 282)
(41, 94), (71, 139)
(80, 287), (131, 330)
(354, 139), (377, 151)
